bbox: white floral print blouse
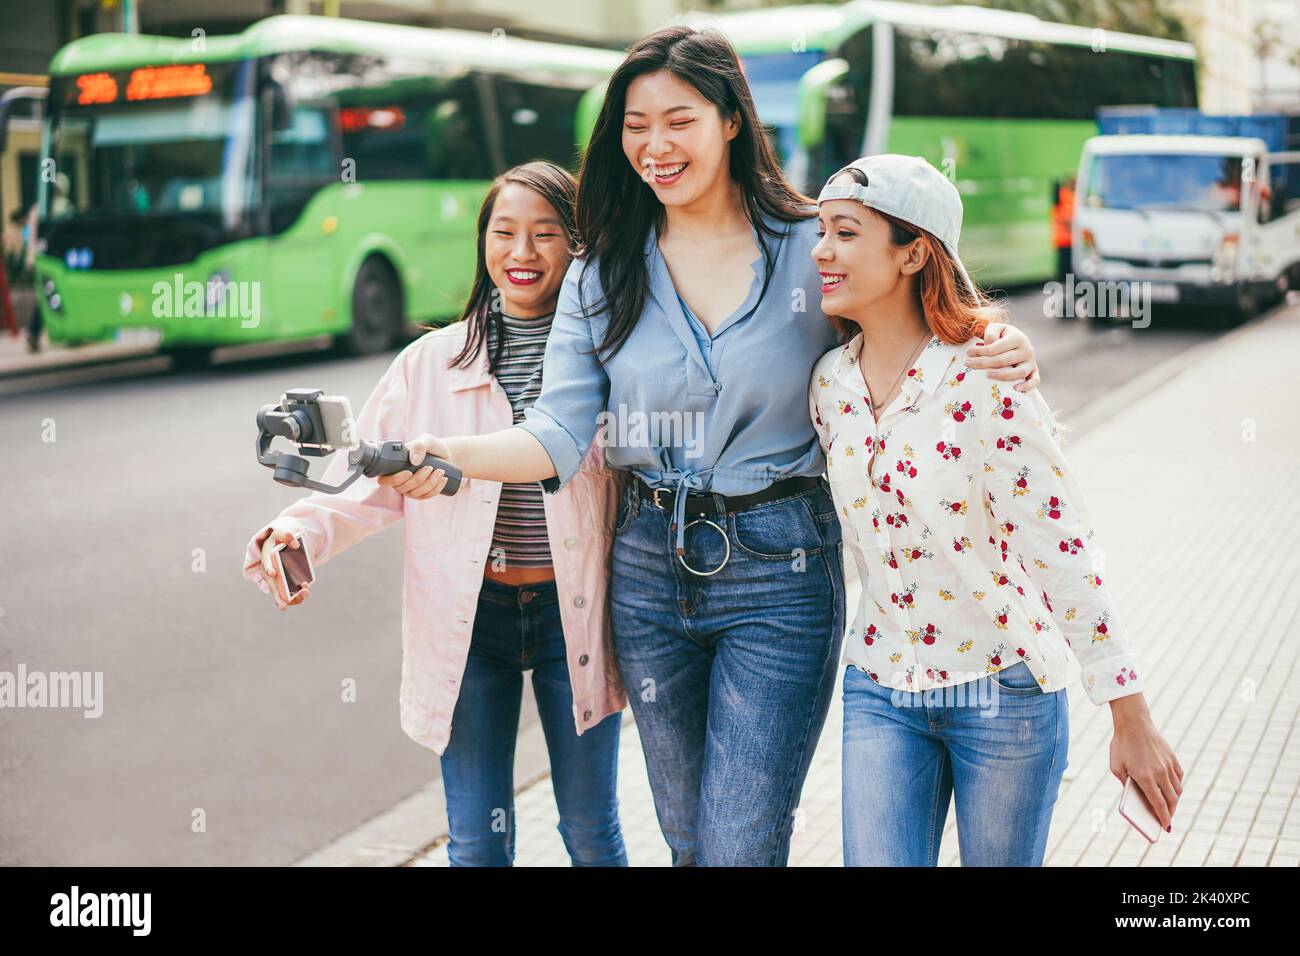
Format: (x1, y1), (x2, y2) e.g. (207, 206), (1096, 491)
(809, 331), (1144, 706)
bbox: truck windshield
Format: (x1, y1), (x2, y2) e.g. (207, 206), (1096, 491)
(1085, 153), (1248, 213)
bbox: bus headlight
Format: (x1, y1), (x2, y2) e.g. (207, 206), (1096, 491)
(1210, 233), (1238, 283)
(206, 270), (231, 312)
(41, 276), (63, 313)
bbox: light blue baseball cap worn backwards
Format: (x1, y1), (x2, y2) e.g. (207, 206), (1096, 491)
(817, 153), (980, 300)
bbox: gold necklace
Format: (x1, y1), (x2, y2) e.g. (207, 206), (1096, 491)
(868, 330), (931, 412)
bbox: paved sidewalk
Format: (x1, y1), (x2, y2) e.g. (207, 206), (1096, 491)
(403, 304), (1300, 867)
(0, 292), (157, 374)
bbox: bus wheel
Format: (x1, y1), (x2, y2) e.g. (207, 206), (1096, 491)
(342, 257), (402, 356)
(162, 345), (213, 370)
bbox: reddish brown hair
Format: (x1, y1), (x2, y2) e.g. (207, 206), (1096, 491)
(825, 168), (1005, 345)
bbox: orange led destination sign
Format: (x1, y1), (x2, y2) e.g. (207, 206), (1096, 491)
(75, 64), (213, 105)
(126, 64), (213, 101)
(75, 72), (118, 105)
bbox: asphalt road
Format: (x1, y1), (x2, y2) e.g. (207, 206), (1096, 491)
(0, 290), (1252, 864)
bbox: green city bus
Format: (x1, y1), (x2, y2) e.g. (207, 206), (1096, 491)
(680, 1), (1199, 287)
(35, 16), (621, 363)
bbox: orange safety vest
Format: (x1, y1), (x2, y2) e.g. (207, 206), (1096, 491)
(1052, 184), (1074, 249)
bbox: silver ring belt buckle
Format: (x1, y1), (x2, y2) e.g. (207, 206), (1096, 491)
(676, 517), (731, 577)
(652, 486), (669, 510)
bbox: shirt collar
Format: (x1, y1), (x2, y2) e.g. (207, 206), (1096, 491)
(904, 335), (962, 399)
(642, 210), (786, 381)
(447, 331), (494, 392)
(830, 331), (961, 402)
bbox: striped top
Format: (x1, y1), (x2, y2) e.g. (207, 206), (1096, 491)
(490, 310), (555, 568)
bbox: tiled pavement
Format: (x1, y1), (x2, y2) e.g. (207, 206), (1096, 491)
(407, 304), (1300, 867)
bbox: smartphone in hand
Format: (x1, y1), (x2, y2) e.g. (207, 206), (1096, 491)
(272, 533), (315, 602)
(1117, 775), (1163, 843)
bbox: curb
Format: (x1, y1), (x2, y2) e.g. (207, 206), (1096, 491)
(1062, 298), (1292, 439)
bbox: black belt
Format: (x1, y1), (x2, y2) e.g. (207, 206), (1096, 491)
(637, 474), (823, 516)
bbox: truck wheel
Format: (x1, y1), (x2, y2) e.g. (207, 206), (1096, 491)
(1268, 274), (1288, 308)
(340, 257), (402, 356)
(1230, 286), (1257, 323)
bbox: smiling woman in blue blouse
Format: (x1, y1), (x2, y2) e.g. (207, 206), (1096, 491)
(400, 27), (1040, 866)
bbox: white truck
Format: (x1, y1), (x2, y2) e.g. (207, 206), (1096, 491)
(1072, 133), (1300, 321)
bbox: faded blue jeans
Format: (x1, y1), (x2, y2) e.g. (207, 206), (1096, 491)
(610, 477), (845, 866)
(841, 659), (1069, 866)
(439, 577), (626, 867)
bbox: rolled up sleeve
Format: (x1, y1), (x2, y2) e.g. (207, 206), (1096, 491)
(518, 258), (611, 494)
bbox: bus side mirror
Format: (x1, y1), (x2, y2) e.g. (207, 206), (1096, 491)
(0, 86), (47, 154)
(796, 58), (849, 153)
(575, 79), (608, 157)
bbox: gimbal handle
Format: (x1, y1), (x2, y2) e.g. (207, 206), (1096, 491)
(256, 432), (462, 496)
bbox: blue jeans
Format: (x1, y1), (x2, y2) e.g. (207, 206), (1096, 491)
(439, 577), (626, 867)
(841, 659), (1069, 866)
(610, 478), (845, 866)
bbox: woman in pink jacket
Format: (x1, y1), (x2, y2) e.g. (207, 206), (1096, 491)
(242, 162), (628, 867)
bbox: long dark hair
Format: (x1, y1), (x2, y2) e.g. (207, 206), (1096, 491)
(440, 161), (580, 373)
(576, 26), (813, 359)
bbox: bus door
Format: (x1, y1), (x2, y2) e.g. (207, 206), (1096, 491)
(406, 70), (500, 323)
(261, 92), (342, 339)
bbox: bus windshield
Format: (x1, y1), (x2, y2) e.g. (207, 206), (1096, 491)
(1085, 153), (1247, 213)
(42, 61), (257, 235)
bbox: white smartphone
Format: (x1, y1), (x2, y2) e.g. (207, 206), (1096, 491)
(1117, 775), (1163, 843)
(271, 533), (315, 602)
(316, 395), (357, 450)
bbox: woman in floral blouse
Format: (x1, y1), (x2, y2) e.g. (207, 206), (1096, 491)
(808, 155), (1183, 866)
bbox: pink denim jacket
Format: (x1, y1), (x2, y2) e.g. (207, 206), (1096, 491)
(241, 322), (628, 755)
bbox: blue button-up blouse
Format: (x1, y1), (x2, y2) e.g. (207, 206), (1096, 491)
(519, 209), (841, 553)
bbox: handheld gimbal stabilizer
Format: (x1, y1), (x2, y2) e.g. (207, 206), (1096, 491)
(255, 388), (462, 495)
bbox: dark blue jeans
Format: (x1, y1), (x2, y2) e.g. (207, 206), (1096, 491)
(842, 660), (1069, 866)
(610, 478), (846, 866)
(438, 577), (626, 867)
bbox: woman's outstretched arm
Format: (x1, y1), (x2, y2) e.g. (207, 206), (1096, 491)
(382, 426), (558, 499)
(381, 258), (608, 498)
